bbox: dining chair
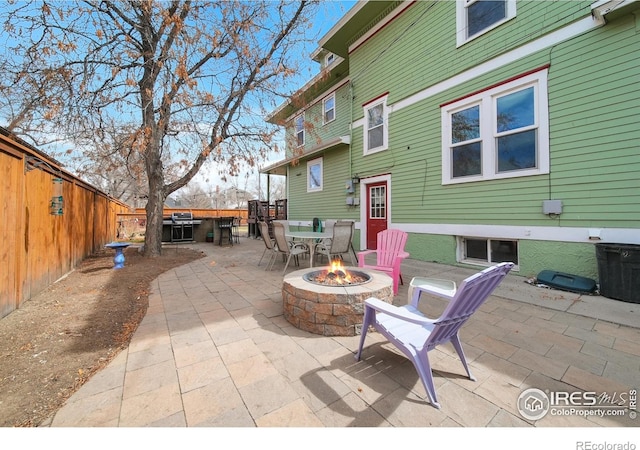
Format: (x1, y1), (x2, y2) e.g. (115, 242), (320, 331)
(274, 219), (309, 256)
(257, 221), (277, 269)
(315, 220), (356, 265)
(356, 262), (515, 409)
(272, 221), (310, 273)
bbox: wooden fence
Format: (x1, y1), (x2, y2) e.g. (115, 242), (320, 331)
(0, 129), (130, 320)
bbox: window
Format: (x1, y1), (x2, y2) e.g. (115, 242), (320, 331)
(369, 185), (386, 219)
(459, 237), (519, 267)
(295, 114), (304, 147)
(307, 157), (323, 192)
(364, 95), (388, 154)
(441, 69), (549, 184)
(456, 0), (516, 46)
(323, 94), (335, 124)
(325, 53), (335, 67)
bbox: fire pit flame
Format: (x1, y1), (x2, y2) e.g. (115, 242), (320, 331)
(303, 259), (371, 286)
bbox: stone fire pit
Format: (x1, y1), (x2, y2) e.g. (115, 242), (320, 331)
(282, 266), (393, 336)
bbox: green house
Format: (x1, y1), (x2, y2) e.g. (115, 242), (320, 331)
(261, 0), (640, 280)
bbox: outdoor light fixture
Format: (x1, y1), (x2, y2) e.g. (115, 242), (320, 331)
(351, 174), (360, 185)
(50, 177), (64, 215)
(24, 155), (64, 216)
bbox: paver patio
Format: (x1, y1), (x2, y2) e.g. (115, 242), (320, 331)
(46, 237), (639, 429)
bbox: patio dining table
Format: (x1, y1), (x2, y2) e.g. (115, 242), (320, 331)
(285, 230), (332, 268)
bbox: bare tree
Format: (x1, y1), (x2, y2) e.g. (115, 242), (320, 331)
(1, 0), (318, 256)
(173, 182), (213, 209)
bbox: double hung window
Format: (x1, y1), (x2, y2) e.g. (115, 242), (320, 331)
(307, 157), (323, 192)
(457, 0), (516, 46)
(295, 114), (305, 147)
(323, 94), (335, 124)
(441, 69), (549, 184)
(364, 95), (388, 154)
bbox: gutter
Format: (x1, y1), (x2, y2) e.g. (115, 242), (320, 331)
(259, 135), (351, 175)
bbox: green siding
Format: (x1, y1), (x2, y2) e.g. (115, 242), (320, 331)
(546, 15), (640, 228)
(284, 82), (352, 159)
(349, 1), (590, 117)
(268, 1), (639, 279)
(349, 5), (640, 230)
(287, 147), (359, 225)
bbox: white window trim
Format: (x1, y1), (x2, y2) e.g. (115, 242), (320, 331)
(363, 95), (389, 155)
(456, 236), (520, 270)
(323, 93), (336, 125)
(441, 69), (549, 185)
(295, 113), (305, 148)
(307, 157), (323, 192)
(456, 0), (517, 48)
(325, 53), (335, 67)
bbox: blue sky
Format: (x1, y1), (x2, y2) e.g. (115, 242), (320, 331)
(315, 1), (357, 38)
(199, 1), (358, 193)
(295, 1), (356, 82)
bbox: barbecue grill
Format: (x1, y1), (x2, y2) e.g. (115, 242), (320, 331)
(162, 212), (202, 242)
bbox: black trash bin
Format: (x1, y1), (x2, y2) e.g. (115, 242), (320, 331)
(595, 243), (640, 304)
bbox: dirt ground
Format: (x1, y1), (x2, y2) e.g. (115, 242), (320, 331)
(0, 245), (204, 427)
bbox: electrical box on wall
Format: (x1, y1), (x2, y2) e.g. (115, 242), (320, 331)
(543, 199), (563, 215)
(346, 197), (360, 206)
(345, 180), (354, 194)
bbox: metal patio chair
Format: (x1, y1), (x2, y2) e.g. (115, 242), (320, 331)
(272, 221), (310, 273)
(257, 221), (277, 270)
(315, 220), (356, 265)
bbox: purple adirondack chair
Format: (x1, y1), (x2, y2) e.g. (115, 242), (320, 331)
(355, 262), (514, 409)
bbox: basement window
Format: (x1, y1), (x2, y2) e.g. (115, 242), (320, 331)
(459, 237), (519, 267)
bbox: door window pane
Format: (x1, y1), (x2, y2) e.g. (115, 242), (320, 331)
(369, 186), (386, 219)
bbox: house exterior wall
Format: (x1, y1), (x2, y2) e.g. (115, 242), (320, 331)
(284, 80), (352, 159)
(267, 1), (640, 280)
(283, 81), (361, 225)
(286, 143), (359, 224)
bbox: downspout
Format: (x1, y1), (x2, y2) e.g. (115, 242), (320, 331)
(349, 81), (354, 179)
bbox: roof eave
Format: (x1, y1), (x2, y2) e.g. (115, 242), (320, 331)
(260, 135), (351, 176)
